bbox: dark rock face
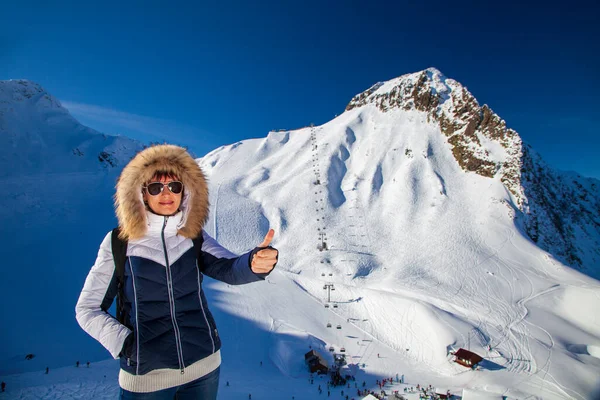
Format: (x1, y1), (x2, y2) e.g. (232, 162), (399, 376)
(346, 72), (440, 113)
(344, 69), (600, 274)
(346, 83), (383, 111)
(519, 146), (600, 270)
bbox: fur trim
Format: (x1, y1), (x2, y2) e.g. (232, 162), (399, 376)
(115, 145), (209, 240)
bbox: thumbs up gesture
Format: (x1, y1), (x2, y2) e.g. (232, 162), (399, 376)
(251, 229), (279, 274)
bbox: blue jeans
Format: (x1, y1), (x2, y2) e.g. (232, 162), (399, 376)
(119, 367), (220, 400)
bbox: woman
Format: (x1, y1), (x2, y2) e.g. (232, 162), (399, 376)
(76, 144), (278, 399)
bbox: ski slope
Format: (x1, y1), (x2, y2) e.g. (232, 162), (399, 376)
(195, 103), (600, 399)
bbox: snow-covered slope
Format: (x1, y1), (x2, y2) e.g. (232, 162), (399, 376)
(2, 71), (600, 399)
(0, 80), (144, 375)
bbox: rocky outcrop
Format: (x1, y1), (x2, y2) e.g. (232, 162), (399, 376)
(346, 71), (440, 114)
(519, 146), (600, 268)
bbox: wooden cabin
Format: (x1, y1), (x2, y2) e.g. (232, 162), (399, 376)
(453, 348), (483, 368)
(305, 350), (329, 374)
(304, 349), (319, 362)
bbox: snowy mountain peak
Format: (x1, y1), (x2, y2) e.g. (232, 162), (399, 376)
(0, 79), (144, 177)
(0, 79), (63, 111)
(346, 68), (450, 113)
(344, 68), (600, 272)
(346, 68), (517, 180)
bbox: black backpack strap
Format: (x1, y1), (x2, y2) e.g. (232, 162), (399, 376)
(111, 227), (128, 324)
(192, 233), (204, 267)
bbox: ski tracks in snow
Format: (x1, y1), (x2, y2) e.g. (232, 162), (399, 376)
(479, 226), (585, 399)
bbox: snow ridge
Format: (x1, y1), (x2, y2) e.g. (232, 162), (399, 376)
(0, 79), (144, 177)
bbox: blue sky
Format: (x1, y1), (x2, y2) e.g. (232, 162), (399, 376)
(1, 0), (599, 178)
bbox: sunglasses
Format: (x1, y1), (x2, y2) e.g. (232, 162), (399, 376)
(144, 181), (184, 196)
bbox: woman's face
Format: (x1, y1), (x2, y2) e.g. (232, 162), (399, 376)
(143, 175), (183, 216)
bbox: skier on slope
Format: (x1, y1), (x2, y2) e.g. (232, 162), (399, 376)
(76, 145), (279, 400)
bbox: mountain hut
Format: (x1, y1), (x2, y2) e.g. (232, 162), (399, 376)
(453, 348), (483, 368)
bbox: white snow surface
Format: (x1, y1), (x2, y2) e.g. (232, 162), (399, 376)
(461, 388), (504, 399)
(2, 73), (600, 399)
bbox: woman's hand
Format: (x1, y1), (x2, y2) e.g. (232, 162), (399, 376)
(251, 229), (279, 274)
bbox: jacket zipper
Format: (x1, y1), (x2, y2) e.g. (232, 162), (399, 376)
(128, 257), (140, 375)
(196, 259), (215, 353)
(162, 216), (185, 374)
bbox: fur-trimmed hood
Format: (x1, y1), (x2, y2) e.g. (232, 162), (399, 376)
(114, 144), (209, 240)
